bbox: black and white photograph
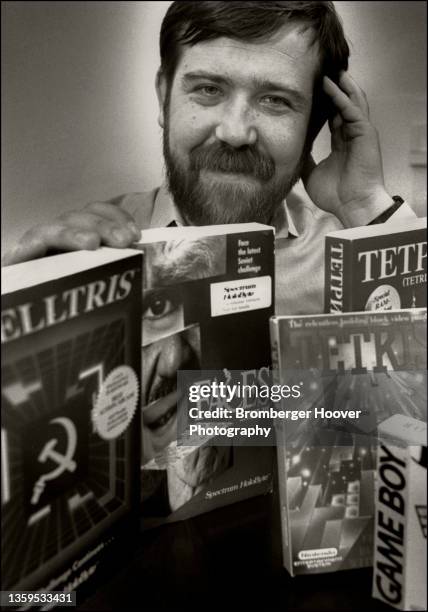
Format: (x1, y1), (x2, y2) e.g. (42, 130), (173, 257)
(2, 1), (427, 610)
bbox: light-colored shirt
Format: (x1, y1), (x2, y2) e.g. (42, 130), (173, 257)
(115, 184), (416, 316)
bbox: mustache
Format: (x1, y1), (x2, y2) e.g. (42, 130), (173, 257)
(190, 143), (275, 182)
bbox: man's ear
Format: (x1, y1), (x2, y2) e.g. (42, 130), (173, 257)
(155, 69), (168, 128)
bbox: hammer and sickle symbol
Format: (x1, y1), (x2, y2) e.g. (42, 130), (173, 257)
(31, 417), (77, 505)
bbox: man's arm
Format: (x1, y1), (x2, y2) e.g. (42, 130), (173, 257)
(302, 71), (416, 227)
(1, 202), (140, 266)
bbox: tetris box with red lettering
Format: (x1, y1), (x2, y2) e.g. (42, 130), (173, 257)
(373, 416), (427, 610)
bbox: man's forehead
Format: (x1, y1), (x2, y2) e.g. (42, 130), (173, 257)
(175, 24), (320, 84)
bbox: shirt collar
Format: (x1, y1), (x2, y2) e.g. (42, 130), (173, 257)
(273, 199), (300, 238)
(150, 183), (300, 237)
(150, 184), (185, 228)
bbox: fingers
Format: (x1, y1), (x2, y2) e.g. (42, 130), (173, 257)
(2, 202), (141, 267)
(1, 225), (100, 266)
(328, 114), (346, 152)
(84, 201), (140, 239)
(338, 72), (370, 117)
(323, 73), (369, 123)
(56, 209), (138, 247)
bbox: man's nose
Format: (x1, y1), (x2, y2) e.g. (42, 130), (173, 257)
(157, 334), (191, 378)
(215, 97), (257, 148)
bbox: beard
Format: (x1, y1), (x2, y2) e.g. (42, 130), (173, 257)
(163, 111), (309, 226)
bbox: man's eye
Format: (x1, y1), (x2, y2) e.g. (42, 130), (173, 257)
(144, 295), (176, 320)
(194, 85), (222, 97)
(260, 95), (290, 110)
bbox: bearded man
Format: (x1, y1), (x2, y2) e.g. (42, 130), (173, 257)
(3, 1), (415, 317)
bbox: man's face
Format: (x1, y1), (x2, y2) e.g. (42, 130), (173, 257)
(157, 23), (320, 225)
(142, 324), (201, 463)
(141, 237), (225, 464)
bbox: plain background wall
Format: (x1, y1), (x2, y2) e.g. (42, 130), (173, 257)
(2, 1), (427, 255)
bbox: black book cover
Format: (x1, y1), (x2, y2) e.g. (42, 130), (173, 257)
(1, 248), (142, 604)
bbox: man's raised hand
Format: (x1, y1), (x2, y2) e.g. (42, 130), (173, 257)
(302, 71), (393, 227)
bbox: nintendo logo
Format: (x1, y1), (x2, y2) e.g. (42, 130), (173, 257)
(298, 548), (338, 560)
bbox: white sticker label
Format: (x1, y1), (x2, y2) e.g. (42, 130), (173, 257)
(210, 275), (271, 317)
(298, 548), (338, 560)
(93, 365), (139, 440)
(365, 284), (401, 311)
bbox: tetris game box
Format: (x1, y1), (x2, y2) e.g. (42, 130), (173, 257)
(324, 216), (427, 313)
(270, 308), (426, 575)
(1, 248), (142, 605)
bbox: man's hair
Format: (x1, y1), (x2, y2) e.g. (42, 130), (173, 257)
(159, 1), (350, 140)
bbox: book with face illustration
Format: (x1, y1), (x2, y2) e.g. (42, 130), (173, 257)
(1, 248), (142, 604)
(134, 223), (275, 528)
